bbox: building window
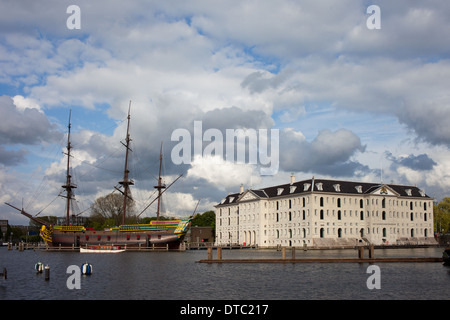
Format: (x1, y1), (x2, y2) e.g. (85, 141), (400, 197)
(382, 211), (386, 220)
(316, 183), (323, 191)
(320, 228), (325, 238)
(337, 198), (341, 208)
(338, 228), (342, 238)
(320, 197), (324, 207)
(320, 210), (324, 220)
(424, 213), (427, 221)
(360, 199), (364, 208)
(360, 211), (364, 221)
(382, 198), (386, 208)
(410, 212), (414, 221)
(338, 210), (341, 220)
(383, 228), (387, 237)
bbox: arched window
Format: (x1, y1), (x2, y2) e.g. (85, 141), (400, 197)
(320, 228), (325, 238)
(338, 228), (342, 238)
(320, 197), (324, 207)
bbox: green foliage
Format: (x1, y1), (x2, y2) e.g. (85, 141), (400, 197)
(191, 211), (215, 232)
(434, 197), (450, 234)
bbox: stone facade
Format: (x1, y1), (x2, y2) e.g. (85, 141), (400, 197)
(215, 177), (436, 248)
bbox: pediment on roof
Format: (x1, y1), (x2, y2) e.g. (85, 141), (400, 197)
(369, 185), (399, 196)
(238, 190), (260, 202)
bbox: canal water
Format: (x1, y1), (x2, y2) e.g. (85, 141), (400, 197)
(0, 246), (448, 300)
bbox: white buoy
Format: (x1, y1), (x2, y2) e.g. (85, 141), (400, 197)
(35, 262), (43, 273)
(81, 262), (92, 275)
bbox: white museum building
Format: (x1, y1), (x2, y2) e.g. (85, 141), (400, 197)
(215, 176), (437, 248)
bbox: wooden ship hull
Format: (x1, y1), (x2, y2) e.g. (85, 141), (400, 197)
(40, 220), (191, 249)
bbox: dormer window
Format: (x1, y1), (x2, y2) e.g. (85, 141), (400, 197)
(229, 196), (235, 203)
(419, 189), (425, 197)
(303, 183), (311, 191)
(405, 189), (412, 196)
(316, 183), (323, 191)
(333, 184), (341, 192)
(290, 186), (297, 194)
(277, 188), (284, 196)
(355, 185), (363, 193)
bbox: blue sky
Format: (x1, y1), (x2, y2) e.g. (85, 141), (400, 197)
(1, 0), (450, 224)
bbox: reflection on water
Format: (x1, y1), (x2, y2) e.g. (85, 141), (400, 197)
(0, 247), (448, 300)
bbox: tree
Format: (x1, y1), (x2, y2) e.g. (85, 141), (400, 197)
(434, 197), (450, 234)
(191, 211), (216, 233)
(89, 193), (136, 229)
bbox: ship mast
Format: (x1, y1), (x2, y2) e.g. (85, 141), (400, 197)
(61, 110), (77, 226)
(118, 101), (134, 225)
(154, 142), (166, 220)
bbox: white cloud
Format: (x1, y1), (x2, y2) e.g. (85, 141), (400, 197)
(2, 0), (450, 224)
(187, 154), (260, 190)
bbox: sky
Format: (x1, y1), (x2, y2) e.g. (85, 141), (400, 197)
(1, 0), (450, 225)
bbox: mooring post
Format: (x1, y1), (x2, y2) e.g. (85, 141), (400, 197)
(217, 247), (222, 260)
(369, 245), (374, 259)
(44, 265), (50, 281)
(358, 246), (364, 259)
(208, 247), (212, 260)
(292, 247), (296, 260)
(282, 247), (286, 259)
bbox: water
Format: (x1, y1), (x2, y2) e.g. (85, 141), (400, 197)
(0, 246), (449, 300)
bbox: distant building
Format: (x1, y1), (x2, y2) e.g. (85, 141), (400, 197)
(0, 220), (7, 234)
(215, 176), (436, 248)
(57, 215), (88, 227)
(186, 226), (214, 243)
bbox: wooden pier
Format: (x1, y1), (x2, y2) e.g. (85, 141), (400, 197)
(8, 242), (183, 252)
(198, 246), (444, 264)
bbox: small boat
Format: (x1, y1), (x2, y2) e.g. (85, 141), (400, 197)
(443, 248), (450, 265)
(80, 245), (125, 253)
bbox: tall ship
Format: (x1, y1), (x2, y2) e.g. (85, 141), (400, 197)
(6, 103), (191, 250)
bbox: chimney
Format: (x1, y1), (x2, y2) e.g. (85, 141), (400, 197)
(240, 184), (244, 194)
(290, 173), (295, 185)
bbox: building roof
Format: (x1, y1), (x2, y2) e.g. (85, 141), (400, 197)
(216, 178), (431, 206)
